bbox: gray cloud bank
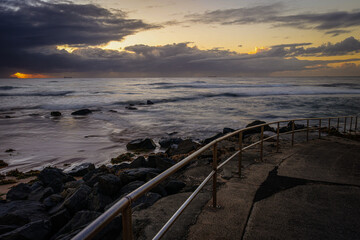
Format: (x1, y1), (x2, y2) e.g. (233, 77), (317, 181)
(186, 3), (360, 33)
(1, 1), (360, 77)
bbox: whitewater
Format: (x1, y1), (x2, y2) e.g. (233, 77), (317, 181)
(0, 77), (359, 172)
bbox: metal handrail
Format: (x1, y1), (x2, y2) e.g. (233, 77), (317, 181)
(72, 115), (358, 240)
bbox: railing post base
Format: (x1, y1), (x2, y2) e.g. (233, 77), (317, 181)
(122, 204), (133, 240)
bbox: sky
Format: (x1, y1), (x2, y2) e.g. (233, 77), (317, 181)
(1, 0), (360, 78)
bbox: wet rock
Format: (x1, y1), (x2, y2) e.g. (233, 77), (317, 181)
(121, 168), (160, 183)
(6, 183), (31, 201)
(30, 181), (43, 191)
(133, 192), (161, 210)
(64, 180), (84, 189)
(245, 120), (275, 135)
(166, 139), (199, 156)
(146, 100), (154, 105)
(67, 163), (95, 177)
(159, 137), (183, 148)
(71, 109), (92, 116)
(126, 138), (156, 151)
(0, 220), (51, 240)
(53, 211), (101, 240)
(223, 127), (236, 134)
(147, 155), (176, 171)
(287, 121), (305, 130)
(165, 180), (186, 195)
(203, 133), (223, 144)
(119, 181), (146, 196)
(150, 184), (167, 197)
(38, 167), (74, 193)
(0, 160), (8, 169)
(28, 187), (54, 202)
(83, 166), (109, 185)
(51, 111), (62, 117)
(111, 153), (134, 164)
(5, 149), (15, 153)
(129, 156), (147, 168)
(87, 191), (113, 212)
(97, 174), (122, 197)
(63, 185), (91, 214)
(43, 194), (64, 209)
(50, 209), (71, 234)
(0, 200), (48, 226)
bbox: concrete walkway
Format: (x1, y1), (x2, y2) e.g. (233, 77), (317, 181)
(187, 136), (360, 240)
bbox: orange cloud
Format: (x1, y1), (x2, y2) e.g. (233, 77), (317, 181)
(10, 72), (51, 78)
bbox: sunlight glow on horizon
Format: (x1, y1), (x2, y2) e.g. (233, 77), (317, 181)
(10, 72), (51, 79)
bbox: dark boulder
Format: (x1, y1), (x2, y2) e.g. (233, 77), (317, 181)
(0, 201), (48, 226)
(120, 168), (160, 183)
(129, 156), (147, 168)
(244, 120), (275, 135)
(83, 166), (109, 187)
(166, 139), (199, 156)
(6, 183), (31, 201)
(0, 220), (51, 240)
(51, 111), (62, 117)
(53, 211), (101, 240)
(223, 127), (236, 134)
(147, 155), (176, 171)
(87, 191), (113, 212)
(97, 174), (122, 197)
(119, 181), (145, 196)
(28, 187), (54, 202)
(287, 121), (305, 130)
(49, 209), (71, 234)
(67, 163), (95, 177)
(126, 138), (156, 151)
(71, 109), (92, 116)
(63, 185), (91, 214)
(125, 106), (137, 110)
(133, 192), (161, 210)
(43, 194), (64, 209)
(159, 137), (183, 148)
(38, 167), (74, 193)
(146, 100), (154, 105)
(165, 180), (186, 195)
(64, 180), (84, 190)
(0, 160), (8, 168)
(150, 184), (167, 197)
(203, 133), (223, 144)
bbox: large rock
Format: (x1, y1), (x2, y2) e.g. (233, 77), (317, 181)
(120, 168), (160, 183)
(67, 163), (95, 177)
(111, 153), (134, 164)
(119, 181), (145, 196)
(129, 156), (147, 168)
(0, 220), (51, 240)
(28, 187), (54, 202)
(159, 138), (183, 149)
(71, 109), (92, 116)
(126, 138), (156, 151)
(244, 120), (275, 135)
(203, 133), (224, 144)
(49, 209), (71, 234)
(87, 191), (113, 212)
(97, 174), (122, 197)
(83, 166), (109, 187)
(51, 111), (62, 117)
(0, 201), (48, 226)
(63, 185), (91, 214)
(166, 139), (199, 156)
(43, 194), (64, 209)
(223, 127), (236, 134)
(38, 167), (74, 193)
(147, 155), (176, 171)
(133, 192), (161, 210)
(6, 183), (31, 201)
(165, 180), (186, 195)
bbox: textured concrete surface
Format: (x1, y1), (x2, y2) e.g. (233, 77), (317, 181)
(187, 135), (360, 240)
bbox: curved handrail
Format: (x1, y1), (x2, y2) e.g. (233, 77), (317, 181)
(72, 115), (358, 240)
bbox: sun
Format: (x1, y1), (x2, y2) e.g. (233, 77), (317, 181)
(10, 72), (50, 78)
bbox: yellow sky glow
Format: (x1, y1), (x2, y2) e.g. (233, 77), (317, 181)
(11, 72), (50, 78)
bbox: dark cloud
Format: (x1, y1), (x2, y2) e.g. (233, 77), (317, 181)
(186, 3), (360, 31)
(0, 0), (159, 50)
(268, 37), (360, 57)
(325, 30), (351, 37)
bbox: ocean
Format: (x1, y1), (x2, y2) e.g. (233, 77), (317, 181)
(0, 77), (359, 172)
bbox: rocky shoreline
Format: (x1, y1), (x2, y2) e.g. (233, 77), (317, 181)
(0, 118), (345, 240)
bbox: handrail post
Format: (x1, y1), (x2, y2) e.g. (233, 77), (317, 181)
(260, 126), (264, 161)
(276, 122), (280, 152)
(328, 118), (331, 134)
(355, 116), (358, 134)
(350, 117), (353, 133)
(122, 204), (133, 240)
(344, 117), (347, 133)
(291, 121), (295, 146)
(238, 132), (243, 176)
(337, 118), (340, 131)
(212, 143), (218, 208)
(318, 119), (321, 139)
(306, 119), (309, 142)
